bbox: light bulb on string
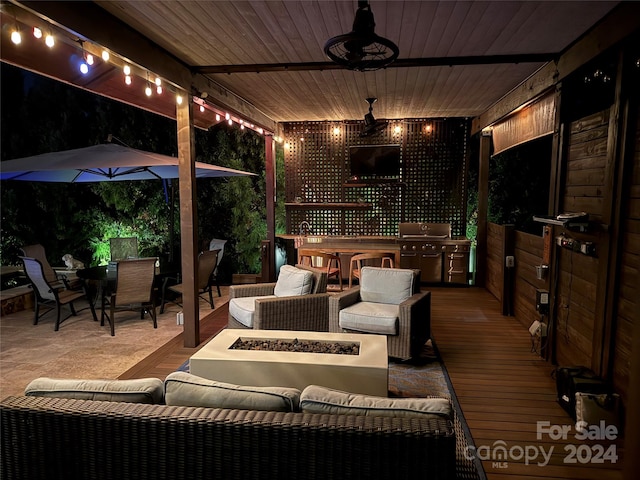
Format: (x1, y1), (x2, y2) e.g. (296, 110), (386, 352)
(145, 84), (152, 96)
(33, 27), (42, 39)
(176, 95), (183, 105)
(45, 32), (54, 48)
(228, 119), (233, 126)
(215, 114), (220, 122)
(79, 62), (89, 75)
(125, 75), (132, 85)
(200, 105), (205, 113)
(123, 65), (131, 76)
(86, 53), (94, 66)
(102, 50), (110, 61)
(11, 30), (21, 45)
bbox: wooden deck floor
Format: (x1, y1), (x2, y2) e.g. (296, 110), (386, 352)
(430, 287), (623, 480)
(121, 286), (624, 479)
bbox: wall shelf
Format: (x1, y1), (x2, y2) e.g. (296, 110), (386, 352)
(285, 202), (372, 209)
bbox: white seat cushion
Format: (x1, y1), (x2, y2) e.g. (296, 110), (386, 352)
(274, 265), (314, 297)
(165, 372), (301, 412)
(360, 267), (415, 305)
(25, 377), (165, 404)
(339, 301), (399, 335)
(228, 295), (274, 327)
(300, 385), (452, 420)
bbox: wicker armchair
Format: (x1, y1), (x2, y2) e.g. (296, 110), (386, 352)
(228, 264), (329, 331)
(160, 249), (220, 313)
(329, 267), (430, 360)
(20, 256), (97, 331)
(101, 258), (157, 336)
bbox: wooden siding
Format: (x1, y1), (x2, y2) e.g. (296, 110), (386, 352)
(554, 110), (610, 370)
(513, 230), (548, 331)
(486, 223), (506, 303)
(611, 102), (640, 399)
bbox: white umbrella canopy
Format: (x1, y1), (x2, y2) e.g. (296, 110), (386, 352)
(0, 143), (254, 181)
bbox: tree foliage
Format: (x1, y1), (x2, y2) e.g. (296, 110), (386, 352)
(1, 63), (283, 278)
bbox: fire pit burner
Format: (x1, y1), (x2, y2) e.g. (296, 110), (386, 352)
(231, 338), (360, 355)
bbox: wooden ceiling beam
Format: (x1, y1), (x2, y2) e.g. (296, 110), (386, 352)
(472, 2), (640, 135)
(195, 54), (557, 74)
(16, 0), (277, 133)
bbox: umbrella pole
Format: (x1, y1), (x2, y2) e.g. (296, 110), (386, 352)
(169, 180), (175, 263)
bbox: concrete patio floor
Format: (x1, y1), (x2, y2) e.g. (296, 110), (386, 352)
(0, 286), (230, 398)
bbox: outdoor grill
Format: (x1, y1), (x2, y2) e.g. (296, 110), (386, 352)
(398, 223), (471, 284)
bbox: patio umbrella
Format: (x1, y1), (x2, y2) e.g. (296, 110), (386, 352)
(0, 143), (254, 181)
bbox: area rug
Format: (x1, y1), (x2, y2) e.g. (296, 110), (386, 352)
(389, 340), (487, 480)
(177, 337), (486, 480)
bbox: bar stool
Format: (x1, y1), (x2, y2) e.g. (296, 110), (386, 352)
(348, 252), (395, 288)
(298, 250), (343, 291)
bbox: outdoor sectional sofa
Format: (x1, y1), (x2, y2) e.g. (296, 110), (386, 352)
(0, 373), (456, 480)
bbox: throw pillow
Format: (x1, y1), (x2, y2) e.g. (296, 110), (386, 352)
(24, 377), (165, 404)
(164, 371), (301, 412)
(300, 385), (452, 419)
(360, 267), (415, 305)
(273, 264), (314, 297)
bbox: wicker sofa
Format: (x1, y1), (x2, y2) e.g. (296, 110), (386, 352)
(1, 376), (456, 480)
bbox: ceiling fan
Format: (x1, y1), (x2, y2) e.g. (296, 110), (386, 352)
(324, 0), (399, 72)
(360, 98), (388, 137)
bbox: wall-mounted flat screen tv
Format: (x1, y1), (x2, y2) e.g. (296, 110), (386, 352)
(349, 144), (401, 179)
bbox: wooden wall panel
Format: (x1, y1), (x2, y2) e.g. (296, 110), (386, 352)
(513, 230), (548, 330)
(485, 223), (504, 302)
(553, 109), (610, 368)
(611, 102), (640, 399)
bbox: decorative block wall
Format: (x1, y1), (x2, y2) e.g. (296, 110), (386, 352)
(283, 118), (469, 237)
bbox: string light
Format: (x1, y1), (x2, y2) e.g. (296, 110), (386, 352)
(7, 5), (269, 138)
(333, 127), (340, 135)
(11, 29), (21, 45)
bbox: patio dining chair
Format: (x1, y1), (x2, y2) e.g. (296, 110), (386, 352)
(20, 244), (81, 290)
(101, 257), (157, 336)
(20, 256), (97, 331)
(160, 249), (220, 313)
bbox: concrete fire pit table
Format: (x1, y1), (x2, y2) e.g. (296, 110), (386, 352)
(189, 329), (388, 396)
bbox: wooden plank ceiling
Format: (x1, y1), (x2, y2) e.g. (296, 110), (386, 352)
(4, 1), (621, 125)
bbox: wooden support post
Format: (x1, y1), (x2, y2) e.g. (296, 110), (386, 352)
(476, 132), (491, 287)
(176, 93), (200, 348)
(265, 135), (276, 282)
